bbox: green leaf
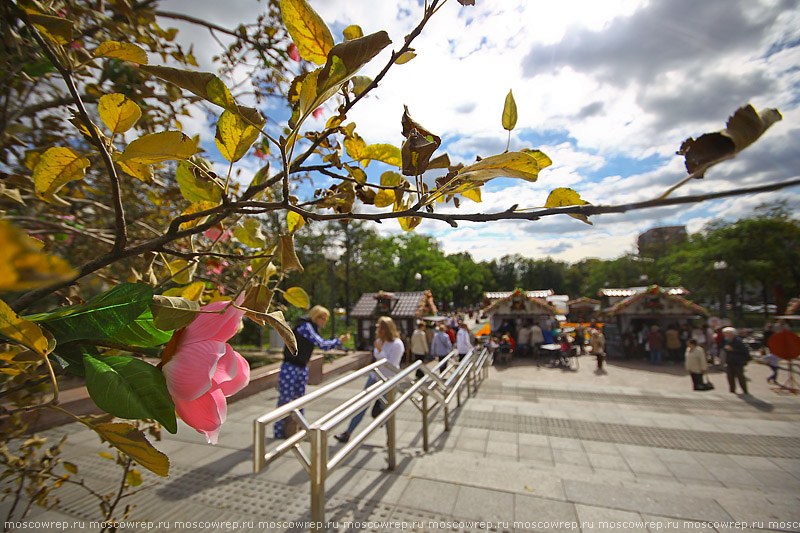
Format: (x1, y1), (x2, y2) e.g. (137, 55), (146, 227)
(98, 94), (142, 134)
(316, 32), (391, 95)
(114, 308), (173, 348)
(33, 147), (90, 204)
(280, 0), (334, 65)
(85, 355), (177, 433)
(175, 161), (222, 204)
(233, 218), (267, 248)
(149, 295), (200, 331)
(32, 283), (153, 344)
(50, 343), (100, 377)
(502, 89), (518, 131)
(215, 110), (260, 163)
(94, 422), (170, 476)
(94, 41), (148, 64)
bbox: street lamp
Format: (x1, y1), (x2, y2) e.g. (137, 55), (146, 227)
(324, 249), (337, 337)
(713, 260), (728, 318)
(415, 272), (422, 290)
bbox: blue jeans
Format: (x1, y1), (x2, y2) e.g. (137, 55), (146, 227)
(344, 373), (379, 435)
(649, 349), (663, 365)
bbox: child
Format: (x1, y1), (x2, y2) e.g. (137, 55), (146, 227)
(761, 348), (781, 384)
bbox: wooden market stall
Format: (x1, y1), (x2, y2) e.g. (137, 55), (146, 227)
(601, 285), (709, 358)
(567, 297), (601, 323)
(483, 289), (557, 339)
(350, 290), (438, 350)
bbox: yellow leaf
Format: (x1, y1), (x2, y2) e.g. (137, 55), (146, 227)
(179, 201), (218, 230)
(119, 131), (197, 164)
(98, 452), (115, 460)
(544, 187), (592, 225)
(98, 94), (142, 134)
(94, 422), (169, 477)
(280, 0), (334, 65)
(374, 189), (395, 208)
(279, 234), (304, 274)
(344, 135), (368, 162)
(94, 42), (148, 64)
(342, 25), (363, 41)
(118, 160), (154, 183)
(287, 211), (305, 233)
(284, 286), (310, 309)
(502, 89), (518, 131)
(0, 298), (49, 357)
(27, 13), (73, 45)
(456, 150), (550, 183)
(461, 187), (482, 203)
(0, 220), (76, 292)
(398, 216), (422, 231)
(214, 110), (259, 163)
(32, 147), (90, 203)
(126, 469), (143, 486)
(362, 144), (402, 167)
(395, 51), (417, 65)
(166, 259), (196, 284)
(163, 281), (206, 302)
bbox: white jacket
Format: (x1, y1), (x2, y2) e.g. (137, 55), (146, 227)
(456, 328), (473, 354)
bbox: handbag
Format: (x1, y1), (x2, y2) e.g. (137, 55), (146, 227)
(371, 399), (386, 418)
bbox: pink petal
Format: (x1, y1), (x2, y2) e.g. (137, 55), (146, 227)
(288, 43), (300, 62)
(214, 345), (250, 397)
(174, 388), (227, 444)
(162, 339), (226, 401)
(312, 107), (324, 119)
(181, 300), (245, 345)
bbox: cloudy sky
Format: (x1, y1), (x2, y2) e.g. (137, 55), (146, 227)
(160, 0), (800, 263)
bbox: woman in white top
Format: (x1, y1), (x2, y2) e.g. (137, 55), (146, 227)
(685, 338), (709, 390)
(335, 316), (404, 442)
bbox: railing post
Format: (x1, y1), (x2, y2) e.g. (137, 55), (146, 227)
(386, 389), (396, 470)
(254, 420), (265, 473)
(422, 392), (429, 452)
(444, 403), (450, 431)
(309, 428), (327, 531)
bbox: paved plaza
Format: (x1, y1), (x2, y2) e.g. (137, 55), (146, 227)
(5, 355), (800, 532)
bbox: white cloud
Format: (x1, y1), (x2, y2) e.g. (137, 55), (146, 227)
(157, 0), (800, 264)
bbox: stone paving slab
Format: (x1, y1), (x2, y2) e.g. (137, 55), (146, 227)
(5, 360), (800, 533)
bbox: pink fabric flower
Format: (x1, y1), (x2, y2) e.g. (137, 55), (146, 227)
(161, 300), (250, 444)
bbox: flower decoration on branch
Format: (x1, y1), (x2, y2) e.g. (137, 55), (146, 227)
(160, 299), (250, 444)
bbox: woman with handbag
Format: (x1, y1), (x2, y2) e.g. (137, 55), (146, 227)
(334, 316), (404, 443)
(685, 339), (711, 390)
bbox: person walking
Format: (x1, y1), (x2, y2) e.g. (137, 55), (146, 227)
(722, 326), (750, 394)
(274, 306), (349, 438)
(647, 325), (665, 365)
(430, 324), (453, 369)
(334, 316), (404, 443)
(410, 320), (429, 379)
(589, 326), (606, 370)
(665, 324), (682, 363)
(456, 321), (473, 361)
(530, 322), (544, 358)
(685, 339), (710, 390)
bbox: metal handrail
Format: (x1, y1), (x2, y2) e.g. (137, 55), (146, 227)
(252, 346), (491, 531)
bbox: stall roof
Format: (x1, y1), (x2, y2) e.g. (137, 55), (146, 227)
(600, 286), (689, 297)
(485, 289), (557, 316)
(485, 290), (553, 300)
(605, 285), (708, 317)
(350, 291), (438, 318)
(567, 297), (601, 307)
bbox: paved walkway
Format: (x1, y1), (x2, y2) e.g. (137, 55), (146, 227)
(5, 355), (800, 532)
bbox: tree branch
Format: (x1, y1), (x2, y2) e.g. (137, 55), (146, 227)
(23, 15), (128, 252)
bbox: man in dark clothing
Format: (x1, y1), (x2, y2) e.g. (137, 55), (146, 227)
(722, 326), (750, 394)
